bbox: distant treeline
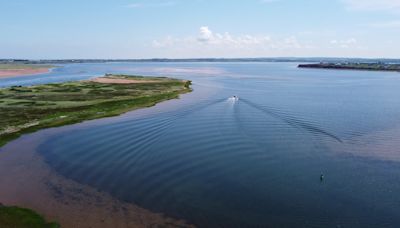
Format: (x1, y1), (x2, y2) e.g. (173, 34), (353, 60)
(298, 62), (400, 72)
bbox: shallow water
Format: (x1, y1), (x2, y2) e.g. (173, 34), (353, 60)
(4, 62), (400, 227)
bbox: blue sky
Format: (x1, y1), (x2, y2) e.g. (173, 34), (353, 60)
(1, 0), (399, 59)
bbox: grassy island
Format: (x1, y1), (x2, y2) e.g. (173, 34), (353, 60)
(0, 74), (192, 147)
(298, 62), (400, 72)
(0, 205), (59, 228)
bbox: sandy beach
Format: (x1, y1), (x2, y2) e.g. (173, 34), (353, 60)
(0, 128), (194, 228)
(0, 68), (51, 78)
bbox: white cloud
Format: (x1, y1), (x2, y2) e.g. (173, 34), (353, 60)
(152, 36), (176, 48)
(342, 0), (400, 11)
(283, 36), (302, 49)
(330, 38), (358, 48)
(151, 26), (315, 57)
(198, 26), (214, 42)
(149, 27), (385, 58)
(195, 26), (275, 47)
(153, 26), (302, 49)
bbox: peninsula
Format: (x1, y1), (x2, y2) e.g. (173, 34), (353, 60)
(298, 62), (400, 72)
(0, 74), (192, 147)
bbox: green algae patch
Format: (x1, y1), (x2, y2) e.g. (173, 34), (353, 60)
(0, 206), (59, 228)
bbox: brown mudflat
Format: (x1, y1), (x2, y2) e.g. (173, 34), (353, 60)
(0, 128), (194, 228)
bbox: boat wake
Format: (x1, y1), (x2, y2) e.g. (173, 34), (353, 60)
(239, 98), (343, 143)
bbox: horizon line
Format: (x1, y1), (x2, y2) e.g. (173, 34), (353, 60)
(2, 57), (400, 62)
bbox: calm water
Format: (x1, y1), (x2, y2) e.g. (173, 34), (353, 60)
(3, 62), (400, 227)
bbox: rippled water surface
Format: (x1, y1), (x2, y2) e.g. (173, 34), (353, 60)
(5, 62), (400, 227)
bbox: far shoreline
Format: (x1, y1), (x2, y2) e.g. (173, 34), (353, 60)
(298, 63), (400, 72)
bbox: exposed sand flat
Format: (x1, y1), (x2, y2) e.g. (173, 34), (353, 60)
(130, 67), (226, 75)
(0, 68), (51, 78)
(0, 130), (194, 228)
(91, 77), (162, 84)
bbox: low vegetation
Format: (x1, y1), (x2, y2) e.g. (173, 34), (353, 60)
(0, 205), (59, 228)
(0, 74), (192, 147)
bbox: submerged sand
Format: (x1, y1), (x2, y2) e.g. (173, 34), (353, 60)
(0, 130), (194, 228)
(0, 68), (51, 78)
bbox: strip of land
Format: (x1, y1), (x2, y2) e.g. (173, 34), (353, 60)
(0, 74), (192, 147)
(298, 63), (400, 72)
(0, 64), (54, 78)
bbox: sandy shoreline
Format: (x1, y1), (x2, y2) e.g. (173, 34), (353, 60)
(0, 68), (51, 78)
(0, 127), (194, 228)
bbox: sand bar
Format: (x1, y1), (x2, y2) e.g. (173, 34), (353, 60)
(0, 68), (51, 78)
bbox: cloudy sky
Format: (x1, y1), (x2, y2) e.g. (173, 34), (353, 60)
(1, 0), (399, 59)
